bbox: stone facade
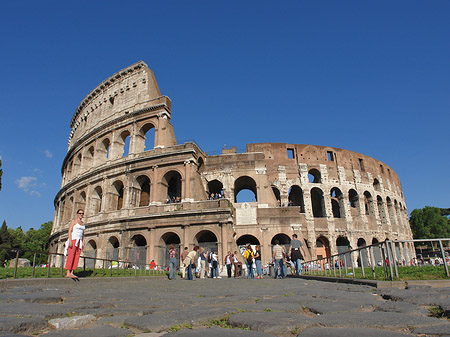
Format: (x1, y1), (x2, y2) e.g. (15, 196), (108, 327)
(49, 61), (414, 268)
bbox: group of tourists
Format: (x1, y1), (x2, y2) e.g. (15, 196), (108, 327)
(167, 234), (306, 280)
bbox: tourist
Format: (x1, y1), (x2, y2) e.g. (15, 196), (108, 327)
(272, 240), (285, 279)
(254, 245), (263, 279)
(224, 251), (233, 278)
(180, 247), (189, 279)
(289, 234), (305, 275)
(64, 209), (85, 279)
(244, 244), (254, 279)
(168, 244), (177, 280)
(232, 251), (240, 278)
(185, 246), (199, 280)
(212, 250), (221, 278)
(198, 247), (206, 278)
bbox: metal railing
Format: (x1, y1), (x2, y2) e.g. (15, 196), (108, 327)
(1, 247), (167, 279)
(300, 238), (450, 281)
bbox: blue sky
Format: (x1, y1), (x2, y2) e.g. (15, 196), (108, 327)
(0, 1), (448, 231)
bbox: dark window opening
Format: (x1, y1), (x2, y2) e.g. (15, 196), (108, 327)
(327, 151), (334, 161)
(287, 148), (295, 159)
(358, 158), (365, 171)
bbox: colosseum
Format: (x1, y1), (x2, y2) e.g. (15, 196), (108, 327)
(49, 61), (414, 269)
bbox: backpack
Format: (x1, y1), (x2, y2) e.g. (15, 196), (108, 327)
(207, 253), (212, 263)
(245, 249), (253, 265)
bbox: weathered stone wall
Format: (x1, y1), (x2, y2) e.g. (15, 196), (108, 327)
(49, 62), (413, 269)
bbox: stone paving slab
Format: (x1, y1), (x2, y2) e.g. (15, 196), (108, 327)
(0, 276), (449, 336)
(165, 327), (274, 336)
(297, 327), (413, 337)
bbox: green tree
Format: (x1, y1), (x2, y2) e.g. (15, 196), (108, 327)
(0, 220), (12, 263)
(409, 207), (450, 239)
(22, 222), (53, 263)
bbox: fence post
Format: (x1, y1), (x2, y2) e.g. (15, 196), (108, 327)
(351, 251), (355, 277)
(332, 257), (336, 277)
(60, 254), (64, 277)
(390, 241), (399, 279)
(359, 249), (365, 279)
(13, 250), (20, 279)
(47, 254), (52, 278)
(438, 239), (449, 277)
(102, 259), (105, 276)
(369, 246), (376, 279)
(32, 252), (37, 278)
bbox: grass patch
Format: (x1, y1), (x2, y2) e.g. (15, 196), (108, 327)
(302, 265), (449, 281)
(170, 323), (193, 331)
(428, 306), (445, 318)
(0, 267), (166, 279)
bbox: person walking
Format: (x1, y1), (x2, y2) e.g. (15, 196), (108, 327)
(254, 245), (263, 279)
(232, 251), (240, 278)
(185, 246), (199, 280)
(64, 209), (85, 279)
(224, 251), (233, 278)
(288, 234), (305, 275)
(243, 244), (254, 279)
(272, 240), (285, 279)
(168, 244), (178, 280)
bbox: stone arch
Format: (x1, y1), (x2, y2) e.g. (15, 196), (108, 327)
(348, 189), (359, 211)
(207, 179), (224, 199)
(159, 231), (181, 266)
(101, 138), (110, 162)
(106, 236), (120, 264)
(137, 123), (156, 152)
(289, 185), (305, 212)
(137, 175), (151, 207)
(92, 186), (103, 214)
(271, 233), (291, 253)
(377, 195), (386, 222)
(308, 168), (321, 183)
(195, 230), (218, 253)
(236, 234), (260, 246)
(197, 157), (204, 172)
(372, 238), (382, 266)
(386, 197), (396, 225)
(162, 170), (182, 202)
(111, 180), (124, 210)
(311, 187), (325, 217)
(119, 129), (131, 157)
(271, 186), (281, 206)
(85, 239), (97, 268)
(364, 191), (374, 216)
(130, 234), (147, 265)
(84, 145), (95, 169)
(373, 178), (381, 192)
(357, 238), (369, 267)
(330, 187), (344, 218)
(336, 236), (352, 266)
(234, 176), (257, 203)
(316, 236), (331, 260)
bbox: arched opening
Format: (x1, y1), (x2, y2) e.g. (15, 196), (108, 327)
(120, 130), (131, 157)
(357, 238), (369, 267)
(330, 187), (343, 218)
(348, 189), (359, 210)
(308, 169), (321, 183)
(236, 234), (260, 246)
(364, 191), (374, 216)
(271, 233), (291, 254)
(160, 232), (181, 267)
(137, 175), (151, 207)
(271, 186), (281, 206)
(372, 238), (382, 266)
(195, 230), (218, 253)
(316, 236), (331, 262)
(197, 157), (204, 172)
(386, 197), (396, 225)
(106, 236), (120, 268)
(85, 146), (94, 169)
(377, 195), (386, 222)
(207, 179), (224, 199)
(130, 234), (147, 266)
(373, 178), (381, 192)
(112, 180), (124, 210)
(163, 171), (182, 203)
(92, 186), (102, 214)
(336, 237), (351, 267)
(85, 240), (97, 268)
(289, 185), (305, 212)
(141, 123), (155, 151)
(102, 138), (110, 160)
(234, 176), (257, 203)
(311, 187), (325, 217)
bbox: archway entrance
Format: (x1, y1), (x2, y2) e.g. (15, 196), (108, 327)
(85, 240), (97, 269)
(195, 230), (218, 254)
(160, 232), (181, 267)
(130, 234), (147, 267)
(106, 236), (120, 268)
(315, 236), (330, 262)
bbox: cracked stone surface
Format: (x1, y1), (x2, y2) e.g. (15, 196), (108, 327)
(0, 277), (449, 336)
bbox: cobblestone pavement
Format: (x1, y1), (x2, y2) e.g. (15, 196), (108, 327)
(0, 276), (449, 337)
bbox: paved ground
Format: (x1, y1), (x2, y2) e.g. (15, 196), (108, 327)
(0, 275), (449, 337)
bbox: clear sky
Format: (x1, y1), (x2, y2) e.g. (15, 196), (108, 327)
(0, 1), (448, 231)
